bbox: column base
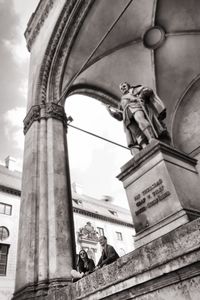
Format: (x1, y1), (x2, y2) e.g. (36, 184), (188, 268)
(12, 278), (72, 300)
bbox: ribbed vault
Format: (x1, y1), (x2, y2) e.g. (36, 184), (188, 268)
(13, 1), (200, 296)
(46, 0), (200, 154)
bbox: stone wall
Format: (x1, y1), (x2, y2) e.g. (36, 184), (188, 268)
(70, 217), (200, 300)
(14, 217), (200, 299)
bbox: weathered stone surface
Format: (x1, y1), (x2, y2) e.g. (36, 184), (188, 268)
(47, 285), (72, 300)
(12, 280), (72, 300)
(13, 110), (76, 297)
(72, 218), (200, 299)
(118, 140), (200, 247)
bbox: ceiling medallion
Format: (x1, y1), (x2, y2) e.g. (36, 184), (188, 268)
(143, 26), (165, 49)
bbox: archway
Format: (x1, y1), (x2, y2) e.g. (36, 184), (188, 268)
(65, 94), (130, 205)
(13, 0), (200, 298)
(172, 76), (200, 155)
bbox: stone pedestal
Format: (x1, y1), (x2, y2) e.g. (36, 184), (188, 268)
(117, 140), (200, 248)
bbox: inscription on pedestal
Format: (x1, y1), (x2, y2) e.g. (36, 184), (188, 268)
(118, 141), (200, 245)
(134, 179), (171, 216)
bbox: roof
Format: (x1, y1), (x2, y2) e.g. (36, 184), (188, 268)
(0, 164), (21, 194)
(72, 192), (133, 226)
(0, 162), (133, 226)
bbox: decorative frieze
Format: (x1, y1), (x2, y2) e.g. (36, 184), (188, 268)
(23, 102), (68, 134)
(78, 222), (99, 243)
(25, 0), (55, 51)
(0, 185), (21, 197)
(23, 105), (40, 134)
(36, 0), (94, 104)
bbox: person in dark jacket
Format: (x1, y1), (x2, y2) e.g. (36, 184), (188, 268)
(77, 250), (95, 275)
(71, 250), (95, 280)
(97, 236), (119, 268)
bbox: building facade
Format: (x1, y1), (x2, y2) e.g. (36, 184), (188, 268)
(72, 187), (134, 264)
(0, 157), (21, 300)
(0, 160), (134, 300)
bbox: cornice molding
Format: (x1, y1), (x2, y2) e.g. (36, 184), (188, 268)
(73, 207), (134, 228)
(49, 0), (95, 103)
(25, 0), (55, 51)
(23, 105), (40, 134)
(23, 102), (67, 134)
(0, 185), (21, 197)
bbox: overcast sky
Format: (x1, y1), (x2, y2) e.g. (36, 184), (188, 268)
(0, 0), (39, 167)
(0, 0), (132, 208)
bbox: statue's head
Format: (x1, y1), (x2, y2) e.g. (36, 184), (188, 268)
(119, 82), (130, 94)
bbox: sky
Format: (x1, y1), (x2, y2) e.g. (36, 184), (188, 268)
(0, 0), (39, 167)
(0, 0), (132, 208)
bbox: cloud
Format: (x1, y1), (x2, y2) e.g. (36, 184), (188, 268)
(3, 107), (25, 150)
(0, 1), (29, 115)
(18, 79), (28, 99)
(3, 38), (29, 65)
(13, 0), (40, 29)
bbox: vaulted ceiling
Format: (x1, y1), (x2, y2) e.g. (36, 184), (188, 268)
(59, 0), (200, 153)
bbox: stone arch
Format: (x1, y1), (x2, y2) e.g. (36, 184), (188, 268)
(45, 0), (123, 107)
(14, 1), (200, 299)
(36, 0), (95, 105)
(172, 75), (200, 155)
(67, 84), (119, 106)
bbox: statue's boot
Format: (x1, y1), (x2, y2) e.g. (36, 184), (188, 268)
(143, 126), (156, 143)
(140, 141), (148, 149)
(130, 146), (140, 157)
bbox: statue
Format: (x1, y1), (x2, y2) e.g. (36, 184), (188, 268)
(107, 82), (170, 156)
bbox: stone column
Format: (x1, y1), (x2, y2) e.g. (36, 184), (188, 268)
(13, 103), (76, 300)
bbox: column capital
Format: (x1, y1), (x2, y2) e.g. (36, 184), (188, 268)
(23, 102), (68, 134)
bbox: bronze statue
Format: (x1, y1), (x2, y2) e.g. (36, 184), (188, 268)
(107, 82), (170, 156)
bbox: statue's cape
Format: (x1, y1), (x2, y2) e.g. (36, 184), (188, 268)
(121, 86), (166, 120)
(119, 86), (167, 147)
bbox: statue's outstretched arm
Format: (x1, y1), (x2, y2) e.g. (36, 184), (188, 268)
(106, 105), (123, 121)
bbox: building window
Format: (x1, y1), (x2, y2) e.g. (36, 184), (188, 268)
(72, 198), (83, 206)
(116, 231), (123, 241)
(97, 227), (104, 237)
(0, 203), (12, 215)
(0, 244), (9, 276)
(0, 227), (9, 241)
(108, 210), (118, 216)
